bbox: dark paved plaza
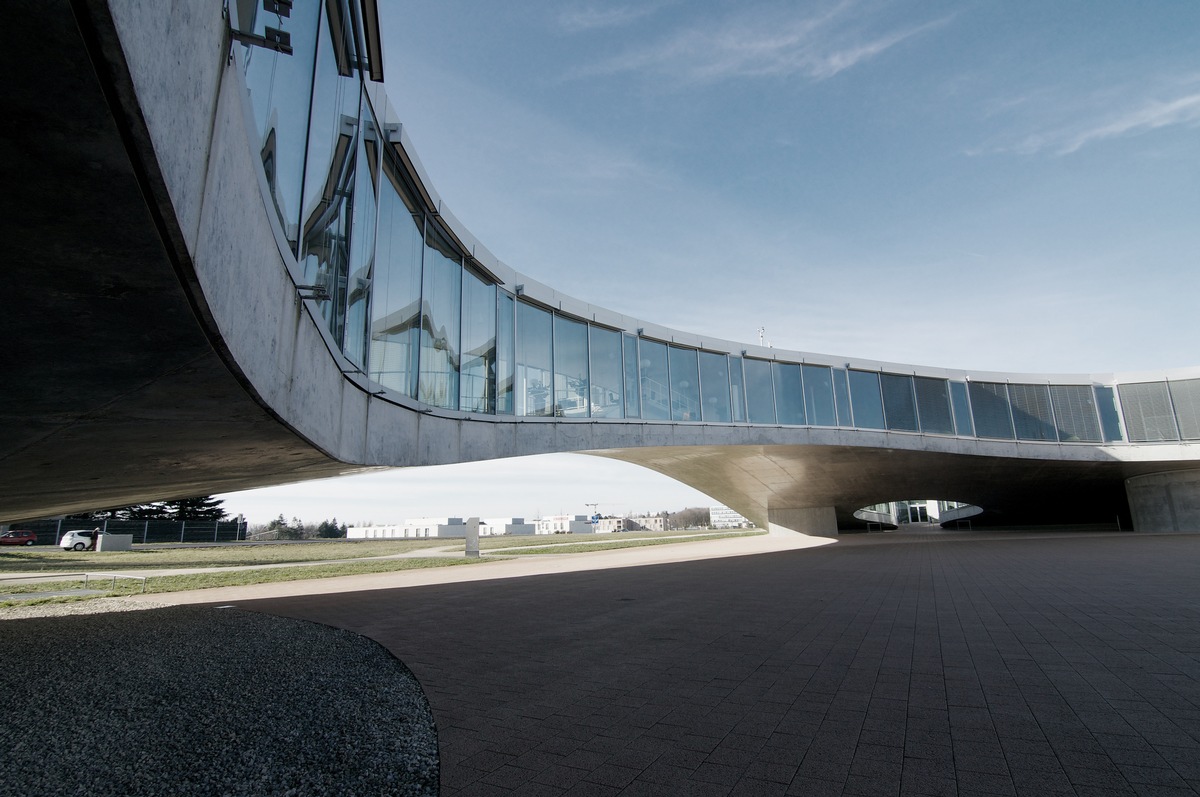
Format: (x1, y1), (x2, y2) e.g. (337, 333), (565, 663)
(236, 531), (1200, 796)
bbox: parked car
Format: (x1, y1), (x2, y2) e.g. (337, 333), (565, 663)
(0, 530), (37, 546)
(60, 529), (103, 551)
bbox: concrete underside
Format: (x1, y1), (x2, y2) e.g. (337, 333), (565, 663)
(0, 0), (349, 521)
(591, 445), (1200, 531)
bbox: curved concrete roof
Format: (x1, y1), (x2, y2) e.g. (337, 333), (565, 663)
(3, 0), (1198, 531)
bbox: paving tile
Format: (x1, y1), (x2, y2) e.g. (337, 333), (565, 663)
(238, 531), (1200, 796)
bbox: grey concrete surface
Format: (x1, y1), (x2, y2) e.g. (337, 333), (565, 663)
(215, 530), (1200, 796)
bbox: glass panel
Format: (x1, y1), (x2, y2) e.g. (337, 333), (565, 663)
(949, 381), (973, 436)
(1008, 384), (1056, 441)
(848, 370), (885, 429)
(299, 7), (361, 343)
(802, 365), (836, 426)
(729, 357), (746, 422)
(553, 316), (589, 418)
(589, 327), (623, 419)
(744, 359), (776, 424)
(772, 363), (805, 425)
(343, 95), (379, 368)
(881, 374), (918, 431)
(1169, 379), (1200, 440)
(833, 368), (852, 426)
(368, 154), (422, 397)
(460, 270), (496, 414)
(515, 302), (552, 417)
(1049, 385), (1101, 442)
(234, 0), (320, 252)
(1119, 382), (1179, 442)
(639, 339), (670, 420)
(418, 225), (461, 409)
(914, 377), (954, 435)
(699, 352), (732, 423)
(968, 382), (1015, 439)
(669, 346), (701, 421)
(1095, 386), (1124, 442)
(496, 293), (514, 414)
(623, 335), (640, 418)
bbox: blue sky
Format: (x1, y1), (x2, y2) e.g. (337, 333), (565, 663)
(219, 0), (1200, 525)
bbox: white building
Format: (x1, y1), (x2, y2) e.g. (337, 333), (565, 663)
(710, 505), (753, 529)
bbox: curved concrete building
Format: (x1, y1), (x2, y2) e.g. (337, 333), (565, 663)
(6, 0), (1200, 534)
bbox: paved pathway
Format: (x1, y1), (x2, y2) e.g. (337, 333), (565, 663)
(184, 531), (1200, 795)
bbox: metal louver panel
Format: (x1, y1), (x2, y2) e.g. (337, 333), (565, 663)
(881, 374), (919, 431)
(968, 382), (1015, 439)
(914, 377), (954, 434)
(1119, 382), (1179, 442)
(1049, 385), (1101, 442)
(1009, 384), (1056, 441)
(1168, 379), (1200, 440)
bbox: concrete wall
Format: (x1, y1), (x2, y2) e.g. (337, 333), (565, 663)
(1126, 471), (1200, 532)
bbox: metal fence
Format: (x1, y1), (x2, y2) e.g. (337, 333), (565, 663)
(11, 519), (247, 546)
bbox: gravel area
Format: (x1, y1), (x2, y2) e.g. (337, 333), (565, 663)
(0, 601), (438, 796)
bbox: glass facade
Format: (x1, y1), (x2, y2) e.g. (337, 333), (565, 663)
(231, 3), (1197, 455)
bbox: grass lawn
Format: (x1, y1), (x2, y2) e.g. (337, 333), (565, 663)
(0, 529), (764, 607)
(0, 539), (450, 574)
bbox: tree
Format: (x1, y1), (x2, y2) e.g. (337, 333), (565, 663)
(67, 496), (227, 521)
(316, 518), (347, 538)
(266, 515), (305, 540)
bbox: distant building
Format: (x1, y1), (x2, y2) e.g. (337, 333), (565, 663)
(710, 505), (752, 529)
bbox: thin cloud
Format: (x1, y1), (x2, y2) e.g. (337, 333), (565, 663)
(558, 4), (665, 33)
(567, 3), (950, 84)
(971, 82), (1200, 157)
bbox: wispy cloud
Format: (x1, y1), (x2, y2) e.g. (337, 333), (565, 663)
(971, 80), (1200, 157)
(557, 4), (666, 34)
(567, 2), (950, 84)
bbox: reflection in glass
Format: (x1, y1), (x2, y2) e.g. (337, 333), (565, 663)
(729, 357), (746, 422)
(848, 371), (885, 429)
(1008, 383), (1056, 441)
(589, 327), (624, 418)
(913, 377), (953, 434)
(418, 225), (461, 409)
(802, 365), (836, 426)
(235, 0), (319, 252)
(881, 374), (918, 432)
(343, 95), (380, 368)
(623, 335), (640, 418)
(516, 302), (552, 416)
(699, 352), (732, 423)
(669, 346), (701, 421)
(554, 316), (590, 417)
(496, 293), (514, 414)
(1095, 386), (1123, 442)
(299, 7), (361, 343)
(949, 381), (973, 436)
(969, 382), (1015, 439)
(833, 368), (852, 426)
(1049, 384), (1100, 442)
(744, 359), (776, 424)
(773, 363), (805, 425)
(639, 339), (670, 420)
(368, 151), (422, 397)
(460, 270), (496, 413)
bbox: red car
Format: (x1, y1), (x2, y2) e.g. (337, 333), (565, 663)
(0, 530), (37, 546)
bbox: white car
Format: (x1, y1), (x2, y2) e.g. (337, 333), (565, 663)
(60, 529), (103, 551)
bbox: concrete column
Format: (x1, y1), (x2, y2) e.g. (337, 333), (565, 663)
(1126, 470), (1200, 532)
(768, 506), (838, 538)
(464, 517), (481, 557)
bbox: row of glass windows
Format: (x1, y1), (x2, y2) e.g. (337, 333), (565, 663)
(232, 3), (1199, 447)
